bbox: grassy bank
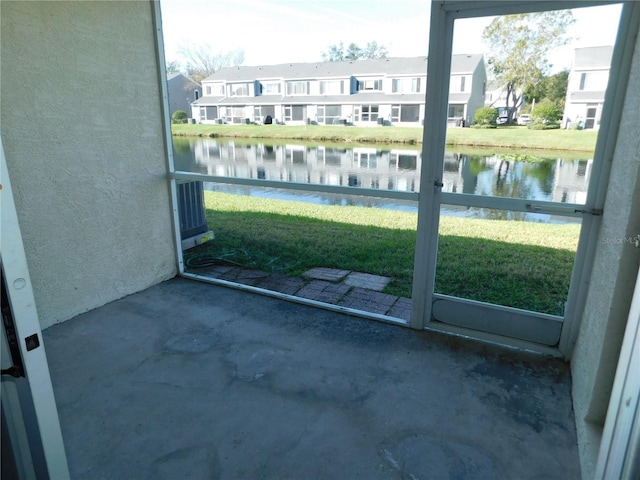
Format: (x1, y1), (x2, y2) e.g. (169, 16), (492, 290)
(172, 123), (598, 153)
(186, 191), (580, 315)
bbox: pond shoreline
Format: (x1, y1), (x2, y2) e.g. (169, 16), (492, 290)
(171, 124), (598, 154)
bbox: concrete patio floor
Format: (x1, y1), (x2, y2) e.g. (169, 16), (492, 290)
(43, 277), (581, 479)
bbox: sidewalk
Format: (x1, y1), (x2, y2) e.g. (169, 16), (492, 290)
(193, 265), (412, 321)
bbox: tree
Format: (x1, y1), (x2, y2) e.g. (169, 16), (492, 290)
(544, 70), (570, 110)
(322, 42), (346, 62)
(482, 11), (574, 123)
(523, 70), (569, 111)
(346, 43), (361, 61)
(360, 41), (388, 60)
(166, 60), (181, 75)
(321, 41), (388, 62)
(176, 44), (245, 83)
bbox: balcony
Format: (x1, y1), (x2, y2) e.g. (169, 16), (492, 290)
(44, 277), (580, 478)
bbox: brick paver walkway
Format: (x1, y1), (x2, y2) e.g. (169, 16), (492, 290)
(344, 272), (390, 291)
(192, 266), (411, 321)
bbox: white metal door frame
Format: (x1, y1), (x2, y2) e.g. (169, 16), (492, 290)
(1, 138), (70, 479)
(411, 0), (632, 357)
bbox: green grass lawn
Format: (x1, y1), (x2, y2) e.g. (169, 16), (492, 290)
(172, 123), (598, 153)
(185, 191), (580, 316)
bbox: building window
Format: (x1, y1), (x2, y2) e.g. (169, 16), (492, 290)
(284, 105), (306, 121)
(317, 105), (342, 124)
(319, 80), (344, 95)
(448, 104), (464, 118)
(286, 81), (310, 95)
(204, 84), (224, 96)
(391, 104), (420, 122)
(578, 71), (609, 91)
(391, 78), (421, 93)
(261, 82), (281, 94)
(229, 83), (249, 96)
(254, 105), (275, 123)
(194, 90), (199, 100)
(355, 105), (379, 122)
(357, 79), (383, 91)
(205, 106), (217, 120)
(224, 106), (246, 123)
(402, 105), (419, 122)
(450, 76), (467, 93)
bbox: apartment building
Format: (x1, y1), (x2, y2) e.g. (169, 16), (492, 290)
(191, 55), (486, 127)
(166, 72), (201, 117)
(563, 45), (613, 130)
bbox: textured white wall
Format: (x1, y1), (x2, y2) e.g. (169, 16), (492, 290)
(1, 1), (177, 328)
(571, 18), (640, 479)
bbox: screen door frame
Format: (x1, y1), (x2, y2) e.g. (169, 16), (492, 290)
(411, 0), (635, 357)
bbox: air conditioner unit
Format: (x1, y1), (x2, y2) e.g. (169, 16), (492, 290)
(177, 181), (214, 249)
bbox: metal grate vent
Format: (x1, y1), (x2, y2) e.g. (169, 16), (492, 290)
(177, 181), (208, 240)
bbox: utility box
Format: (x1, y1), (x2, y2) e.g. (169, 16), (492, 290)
(177, 181), (214, 250)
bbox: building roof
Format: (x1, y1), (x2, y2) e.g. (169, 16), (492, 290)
(449, 93), (472, 103)
(167, 72), (201, 86)
(573, 46), (614, 70)
(202, 54), (484, 83)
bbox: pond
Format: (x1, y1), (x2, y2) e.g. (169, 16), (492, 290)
(172, 137), (592, 222)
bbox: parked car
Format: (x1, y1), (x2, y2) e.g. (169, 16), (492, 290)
(517, 114), (531, 126)
(496, 115), (509, 125)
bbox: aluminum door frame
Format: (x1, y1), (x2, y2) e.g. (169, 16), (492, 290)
(1, 138), (70, 479)
(411, 0), (632, 356)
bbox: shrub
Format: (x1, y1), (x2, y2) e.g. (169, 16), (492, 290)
(473, 107), (498, 127)
(532, 100), (562, 124)
(172, 110), (189, 124)
(528, 122), (561, 130)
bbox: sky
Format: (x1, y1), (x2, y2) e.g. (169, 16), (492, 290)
(159, 0), (623, 72)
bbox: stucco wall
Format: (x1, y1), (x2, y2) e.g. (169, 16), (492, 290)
(570, 17), (640, 478)
(1, 1), (177, 329)
(468, 62), (488, 124)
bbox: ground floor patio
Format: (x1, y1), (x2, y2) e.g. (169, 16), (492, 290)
(44, 277), (581, 478)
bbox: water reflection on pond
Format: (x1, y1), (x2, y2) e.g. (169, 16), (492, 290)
(173, 138), (592, 222)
